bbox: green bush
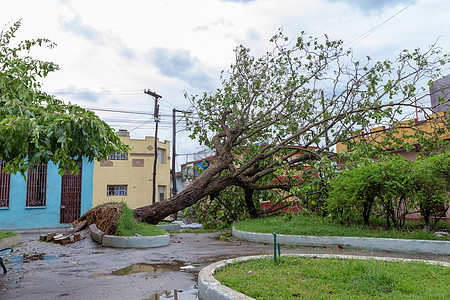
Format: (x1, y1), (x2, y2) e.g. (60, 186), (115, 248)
(326, 153), (450, 228)
(327, 156), (414, 229)
(412, 153), (450, 224)
(327, 162), (380, 225)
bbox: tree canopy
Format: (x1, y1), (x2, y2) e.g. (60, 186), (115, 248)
(135, 30), (450, 224)
(0, 20), (127, 175)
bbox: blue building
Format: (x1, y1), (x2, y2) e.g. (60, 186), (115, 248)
(0, 159), (93, 230)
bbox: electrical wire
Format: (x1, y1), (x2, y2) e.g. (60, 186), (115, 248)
(344, 0), (419, 49)
(50, 89), (144, 95)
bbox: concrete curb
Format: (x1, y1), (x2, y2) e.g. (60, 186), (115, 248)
(156, 223), (181, 231)
(89, 224), (104, 244)
(198, 256), (258, 300)
(232, 228), (450, 255)
(198, 254), (450, 300)
(88, 224), (170, 248)
(0, 234), (21, 248)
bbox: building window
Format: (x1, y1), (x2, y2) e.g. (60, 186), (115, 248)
(107, 185), (127, 196)
(26, 164), (47, 207)
(0, 160), (11, 208)
(158, 185), (165, 202)
(157, 148), (165, 164)
(108, 152), (128, 160)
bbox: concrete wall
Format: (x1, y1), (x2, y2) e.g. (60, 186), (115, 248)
(0, 160), (94, 230)
(92, 135), (171, 209)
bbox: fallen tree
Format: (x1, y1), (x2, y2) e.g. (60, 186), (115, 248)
(133, 30), (450, 224)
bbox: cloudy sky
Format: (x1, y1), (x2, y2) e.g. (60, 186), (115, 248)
(2, 0), (450, 167)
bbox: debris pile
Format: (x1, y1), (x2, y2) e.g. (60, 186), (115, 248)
(38, 203), (126, 245)
(39, 232), (82, 245)
(22, 252), (45, 263)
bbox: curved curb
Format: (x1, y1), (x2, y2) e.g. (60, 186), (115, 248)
(198, 254), (450, 300)
(89, 224), (169, 248)
(198, 256), (259, 300)
(232, 228), (450, 255)
(156, 223), (181, 231)
(0, 234), (21, 248)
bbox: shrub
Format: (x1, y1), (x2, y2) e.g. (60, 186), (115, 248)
(326, 162), (381, 225)
(326, 156), (414, 229)
(412, 153), (450, 224)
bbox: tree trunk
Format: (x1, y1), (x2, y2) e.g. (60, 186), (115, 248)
(244, 188), (258, 218)
(134, 155), (234, 224)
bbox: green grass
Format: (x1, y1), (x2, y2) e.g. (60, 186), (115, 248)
(0, 230), (17, 240)
(215, 256), (450, 299)
(116, 203), (167, 237)
(233, 215), (450, 241)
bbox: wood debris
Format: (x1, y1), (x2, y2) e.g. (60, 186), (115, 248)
(39, 231), (87, 245)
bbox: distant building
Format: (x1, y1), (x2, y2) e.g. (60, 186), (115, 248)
(180, 155), (216, 190)
(336, 112), (450, 161)
(92, 130), (170, 209)
(170, 171), (183, 195)
(430, 73), (450, 113)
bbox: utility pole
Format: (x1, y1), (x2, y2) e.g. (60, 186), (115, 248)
(171, 108), (183, 220)
(144, 89), (162, 204)
(171, 109), (183, 197)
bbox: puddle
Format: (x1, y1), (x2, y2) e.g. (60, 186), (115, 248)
(92, 261), (193, 278)
(145, 285), (199, 300)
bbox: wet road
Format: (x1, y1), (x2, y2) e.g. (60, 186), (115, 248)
(1, 230), (449, 300)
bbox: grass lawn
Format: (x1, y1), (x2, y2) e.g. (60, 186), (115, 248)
(233, 215), (450, 241)
(0, 230), (17, 240)
(115, 204), (167, 237)
(116, 222), (167, 237)
(214, 256), (450, 299)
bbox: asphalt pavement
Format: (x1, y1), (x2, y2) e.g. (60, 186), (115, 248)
(1, 230), (448, 300)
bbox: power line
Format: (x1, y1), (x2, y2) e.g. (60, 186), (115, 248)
(50, 89), (143, 95)
(81, 105), (199, 119)
(344, 0), (419, 49)
(85, 106), (153, 116)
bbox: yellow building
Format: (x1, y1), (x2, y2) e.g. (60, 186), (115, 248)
(336, 112), (450, 160)
(92, 129), (171, 209)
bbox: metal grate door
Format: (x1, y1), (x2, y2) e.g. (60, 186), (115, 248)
(60, 164), (82, 223)
(0, 160), (11, 207)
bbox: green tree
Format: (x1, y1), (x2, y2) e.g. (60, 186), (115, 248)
(412, 153), (450, 225)
(134, 30), (450, 224)
(0, 20), (127, 175)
